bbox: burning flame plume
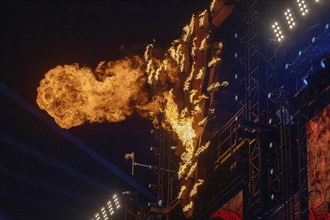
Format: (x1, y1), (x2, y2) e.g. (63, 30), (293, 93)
(37, 1), (229, 216)
(37, 56), (148, 128)
(37, 56), (179, 129)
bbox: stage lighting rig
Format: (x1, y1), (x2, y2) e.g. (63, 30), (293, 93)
(297, 0), (309, 16)
(320, 57), (330, 69)
(284, 9), (296, 29)
(92, 193), (121, 220)
(272, 22), (284, 42)
(270, 1), (324, 43)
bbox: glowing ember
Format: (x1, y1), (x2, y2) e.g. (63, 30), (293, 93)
(210, 0), (216, 12)
(177, 185), (187, 199)
(183, 201), (193, 212)
(189, 179), (204, 198)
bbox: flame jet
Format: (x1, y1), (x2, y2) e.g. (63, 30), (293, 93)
(36, 0), (234, 217)
(37, 56), (179, 129)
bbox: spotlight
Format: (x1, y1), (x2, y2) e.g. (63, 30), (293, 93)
(270, 194), (275, 200)
(270, 168), (274, 174)
(312, 37), (317, 43)
(150, 146), (160, 155)
(303, 78), (308, 86)
(234, 33), (238, 38)
(158, 200), (164, 207)
(297, 0), (308, 16)
(298, 50), (303, 56)
(284, 9), (295, 29)
(326, 24), (329, 30)
(269, 142), (273, 149)
(148, 183), (157, 188)
(320, 57), (330, 69)
(272, 22), (284, 42)
(285, 63), (291, 70)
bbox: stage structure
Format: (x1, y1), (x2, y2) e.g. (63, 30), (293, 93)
(147, 0), (330, 219)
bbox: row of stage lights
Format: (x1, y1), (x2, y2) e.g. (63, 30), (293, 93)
(92, 194), (120, 220)
(272, 0), (321, 42)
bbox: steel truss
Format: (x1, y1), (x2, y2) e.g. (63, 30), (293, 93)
(149, 1), (329, 219)
(243, 0), (282, 218)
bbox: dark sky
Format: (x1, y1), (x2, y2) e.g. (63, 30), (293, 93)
(0, 1), (210, 219)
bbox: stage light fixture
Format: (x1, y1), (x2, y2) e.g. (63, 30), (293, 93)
(158, 199), (164, 207)
(303, 78), (308, 86)
(270, 194), (275, 200)
(149, 183), (158, 188)
(297, 0), (308, 16)
(107, 201), (114, 215)
(272, 22), (284, 42)
(101, 207), (108, 220)
(326, 24), (329, 30)
(285, 63), (292, 70)
(284, 9), (296, 29)
(270, 168), (274, 175)
(269, 142), (273, 149)
(312, 37), (318, 43)
(320, 57), (330, 69)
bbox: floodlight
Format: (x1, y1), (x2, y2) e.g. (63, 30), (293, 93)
(297, 0), (308, 16)
(269, 142), (273, 148)
(320, 57), (330, 69)
(158, 200), (164, 207)
(272, 22), (284, 42)
(303, 78), (308, 86)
